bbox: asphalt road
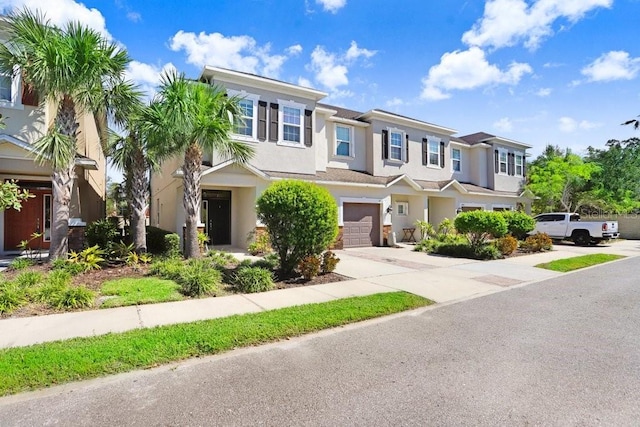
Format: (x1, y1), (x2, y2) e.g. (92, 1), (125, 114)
(1, 257), (640, 426)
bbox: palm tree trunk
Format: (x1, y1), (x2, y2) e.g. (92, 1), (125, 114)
(183, 142), (202, 258)
(130, 147), (148, 253)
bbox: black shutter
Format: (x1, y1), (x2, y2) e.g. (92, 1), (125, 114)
(494, 150), (499, 173)
(422, 138), (428, 165)
(269, 103), (279, 142)
(509, 153), (515, 176)
(304, 109), (313, 147)
(257, 101), (267, 141)
(405, 134), (409, 162)
(522, 160), (526, 177)
(382, 130), (389, 160)
(439, 141), (445, 168)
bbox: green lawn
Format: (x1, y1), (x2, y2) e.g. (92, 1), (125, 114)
(100, 277), (183, 308)
(536, 253), (625, 272)
(0, 292), (431, 396)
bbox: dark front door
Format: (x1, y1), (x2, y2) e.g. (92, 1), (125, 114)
(203, 190), (231, 245)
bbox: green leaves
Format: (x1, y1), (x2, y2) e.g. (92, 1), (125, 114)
(0, 180), (33, 211)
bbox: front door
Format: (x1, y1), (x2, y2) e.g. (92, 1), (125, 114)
(202, 190), (231, 245)
(4, 182), (52, 251)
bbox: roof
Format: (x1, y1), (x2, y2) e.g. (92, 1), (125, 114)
(459, 132), (532, 149)
(263, 168), (391, 186)
(316, 103), (364, 121)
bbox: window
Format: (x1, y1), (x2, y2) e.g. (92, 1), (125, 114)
(515, 153), (523, 176)
(43, 194), (52, 242)
(451, 148), (461, 172)
(283, 106), (301, 143)
(389, 130), (403, 161)
(499, 151), (507, 174)
(428, 140), (440, 166)
(234, 99), (254, 137)
(335, 125), (353, 157)
(0, 76), (11, 102)
(396, 202), (409, 216)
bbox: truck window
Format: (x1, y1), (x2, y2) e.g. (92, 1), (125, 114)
(551, 214), (565, 222)
(569, 214), (580, 222)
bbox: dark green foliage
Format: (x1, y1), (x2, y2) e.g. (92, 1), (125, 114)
(0, 282), (27, 314)
(430, 242), (502, 260)
(251, 253), (279, 271)
(164, 234), (181, 258)
(495, 235), (518, 256)
(51, 259), (85, 276)
(454, 211), (508, 248)
(85, 219), (118, 250)
(256, 180), (338, 275)
(149, 258), (184, 281)
(13, 271), (44, 289)
(9, 258), (34, 271)
(414, 234), (466, 253)
(146, 226), (173, 255)
(206, 250), (238, 269)
(521, 233), (553, 253)
(178, 259), (221, 297)
(233, 266), (274, 293)
(33, 271), (71, 304)
(321, 251), (340, 274)
(298, 255), (321, 280)
(501, 211), (536, 239)
(51, 286), (95, 310)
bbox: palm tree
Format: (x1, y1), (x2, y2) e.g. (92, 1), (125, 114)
(0, 9), (137, 259)
(147, 72), (254, 258)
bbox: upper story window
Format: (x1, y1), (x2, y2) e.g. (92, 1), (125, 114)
(515, 153), (524, 176)
(451, 148), (461, 172)
(389, 130), (403, 161)
(277, 99), (306, 146)
(229, 90), (259, 141)
(335, 124), (353, 157)
(0, 68), (24, 110)
(428, 140), (440, 166)
(499, 150), (508, 174)
(0, 76), (11, 101)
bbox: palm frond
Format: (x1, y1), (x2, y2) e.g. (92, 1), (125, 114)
(33, 126), (76, 170)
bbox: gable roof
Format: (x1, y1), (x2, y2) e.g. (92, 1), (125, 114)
(459, 132), (532, 149)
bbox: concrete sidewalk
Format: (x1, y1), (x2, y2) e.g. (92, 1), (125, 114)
(1, 240), (637, 349)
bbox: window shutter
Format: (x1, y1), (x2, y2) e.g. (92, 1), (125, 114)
(405, 134), (409, 162)
(304, 109), (313, 147)
(509, 153), (515, 176)
(382, 130), (389, 159)
(422, 138), (428, 165)
(522, 160), (526, 177)
(21, 81), (38, 106)
(439, 141), (445, 168)
(269, 103), (279, 142)
(494, 150), (499, 173)
(257, 101), (267, 141)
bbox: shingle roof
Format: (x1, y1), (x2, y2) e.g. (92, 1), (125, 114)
(316, 103), (365, 121)
(263, 168), (390, 186)
(458, 132), (496, 145)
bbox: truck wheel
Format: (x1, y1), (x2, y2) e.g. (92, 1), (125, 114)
(572, 231), (590, 246)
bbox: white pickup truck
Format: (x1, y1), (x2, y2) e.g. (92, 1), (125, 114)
(531, 213), (619, 245)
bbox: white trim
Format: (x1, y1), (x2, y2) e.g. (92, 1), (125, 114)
(277, 99), (306, 147)
(359, 109), (457, 135)
(396, 201), (409, 216)
(228, 90), (260, 142)
(199, 160), (270, 180)
(334, 123), (354, 158)
(339, 196), (388, 229)
(451, 147), (461, 173)
(459, 203), (486, 211)
(491, 203), (514, 211)
(498, 148), (508, 175)
(0, 67), (24, 110)
(43, 194), (52, 242)
(514, 151), (524, 176)
(426, 138), (440, 168)
(387, 127), (405, 162)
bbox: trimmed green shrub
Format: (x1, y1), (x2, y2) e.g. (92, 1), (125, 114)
(0, 282), (27, 314)
(495, 235), (518, 256)
(9, 258), (34, 270)
(298, 255), (321, 280)
(178, 259), (221, 297)
(233, 266), (274, 293)
(164, 233), (181, 258)
(454, 211), (508, 248)
(51, 286), (95, 310)
(256, 180), (338, 276)
(501, 211), (536, 239)
(473, 244), (502, 260)
(321, 251), (340, 274)
(146, 226), (173, 255)
(86, 219), (118, 250)
(149, 258), (184, 281)
(521, 233), (553, 253)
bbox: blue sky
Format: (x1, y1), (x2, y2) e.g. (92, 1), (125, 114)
(2, 0), (639, 164)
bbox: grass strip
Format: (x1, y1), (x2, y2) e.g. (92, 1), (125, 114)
(536, 253), (625, 272)
(100, 278), (183, 308)
(0, 292), (431, 396)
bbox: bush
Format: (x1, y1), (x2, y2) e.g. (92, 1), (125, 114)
(33, 281), (68, 304)
(415, 220), (435, 241)
(206, 250), (239, 269)
(473, 244), (502, 260)
(51, 286), (95, 310)
(437, 218), (456, 236)
(321, 251), (340, 274)
(86, 219), (118, 250)
(164, 233), (181, 258)
(454, 211), (508, 248)
(178, 259), (221, 297)
(13, 271), (44, 290)
(68, 246), (105, 272)
(521, 233), (553, 253)
(149, 258), (184, 281)
(233, 266), (274, 293)
(0, 282), (27, 314)
(495, 235), (518, 256)
(9, 258), (34, 270)
(501, 211), (536, 239)
(414, 234), (467, 253)
(146, 226), (173, 255)
(256, 180), (338, 276)
(247, 231), (272, 255)
(251, 253), (279, 271)
(51, 259), (86, 276)
(298, 255), (321, 280)
(429, 242), (502, 260)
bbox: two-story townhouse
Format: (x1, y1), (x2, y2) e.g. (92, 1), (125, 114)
(150, 67), (533, 250)
(0, 28), (106, 253)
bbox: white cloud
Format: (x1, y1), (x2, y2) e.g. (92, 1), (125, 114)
(462, 0), (613, 50)
(126, 11), (141, 22)
(286, 44), (303, 56)
(307, 41), (376, 92)
(169, 31), (296, 78)
(558, 116), (601, 133)
(581, 51), (640, 82)
(578, 120), (601, 130)
(0, 0), (112, 39)
(493, 117), (513, 132)
(125, 61), (176, 100)
(316, 0), (346, 13)
(420, 47), (532, 100)
(297, 77), (313, 88)
(536, 87), (552, 97)
(386, 97), (403, 108)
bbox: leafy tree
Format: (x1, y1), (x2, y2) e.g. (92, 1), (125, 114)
(0, 180), (33, 211)
(500, 211), (535, 239)
(526, 146), (599, 213)
(0, 9), (138, 259)
(454, 211), (508, 249)
(256, 180), (338, 276)
(145, 72), (254, 258)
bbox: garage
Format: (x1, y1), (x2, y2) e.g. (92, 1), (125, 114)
(342, 203), (380, 248)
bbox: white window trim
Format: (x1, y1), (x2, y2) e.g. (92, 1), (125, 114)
(396, 201), (409, 216)
(228, 90), (260, 143)
(334, 124), (354, 158)
(278, 99), (306, 148)
(43, 194), (51, 242)
(0, 67), (24, 110)
(451, 147), (461, 173)
(492, 204), (514, 211)
(498, 149), (508, 175)
(514, 152), (524, 176)
(426, 139), (441, 168)
(387, 127), (405, 162)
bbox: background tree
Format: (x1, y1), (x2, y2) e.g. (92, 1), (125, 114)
(0, 9), (137, 259)
(146, 72), (253, 258)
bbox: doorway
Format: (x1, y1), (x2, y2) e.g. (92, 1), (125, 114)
(4, 181), (52, 251)
(202, 190), (231, 245)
